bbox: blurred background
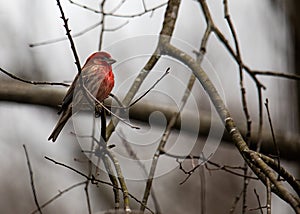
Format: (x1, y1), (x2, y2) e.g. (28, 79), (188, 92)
(0, 0), (298, 213)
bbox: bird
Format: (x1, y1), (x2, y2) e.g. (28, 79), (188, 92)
(48, 51), (116, 142)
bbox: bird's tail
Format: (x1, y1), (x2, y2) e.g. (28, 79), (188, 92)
(48, 108), (72, 142)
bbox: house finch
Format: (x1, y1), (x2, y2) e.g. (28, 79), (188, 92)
(48, 51), (116, 142)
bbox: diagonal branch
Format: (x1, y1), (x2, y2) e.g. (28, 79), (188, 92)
(23, 145), (43, 214)
(162, 41), (300, 213)
(106, 0), (181, 139)
(55, 0), (81, 75)
(44, 156), (154, 214)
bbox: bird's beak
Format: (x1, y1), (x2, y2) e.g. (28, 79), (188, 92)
(106, 58), (117, 65)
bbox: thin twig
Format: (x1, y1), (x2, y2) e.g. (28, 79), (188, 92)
(0, 67), (69, 86)
(108, 0), (126, 14)
(94, 123), (132, 212)
(198, 0), (267, 101)
(89, 110), (130, 211)
(177, 158), (202, 185)
(253, 70), (300, 80)
(223, 3), (253, 210)
(242, 163), (249, 214)
(266, 178), (271, 214)
(56, 0), (81, 75)
(107, 68), (170, 110)
(88, 143), (131, 211)
(205, 163), (257, 180)
(252, 189), (264, 214)
(244, 150), (299, 211)
(100, 105), (121, 209)
(84, 162), (92, 214)
(82, 83), (140, 129)
(265, 98), (281, 180)
(23, 145), (43, 214)
(258, 153), (300, 195)
(256, 87), (264, 152)
(161, 150), (258, 179)
(29, 21), (103, 47)
(44, 156), (154, 214)
(98, 0), (106, 50)
(103, 20), (129, 32)
(223, 0), (252, 142)
(129, 67), (170, 107)
(103, 155), (121, 209)
(141, 70), (195, 209)
(229, 189), (243, 214)
(162, 41), (300, 212)
(141, 0), (147, 11)
(31, 181), (86, 214)
(106, 0), (178, 139)
(223, 2), (252, 212)
(140, 1), (182, 211)
(119, 130), (162, 213)
(69, 0), (167, 18)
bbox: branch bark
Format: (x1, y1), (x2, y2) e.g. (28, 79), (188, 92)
(1, 81), (299, 162)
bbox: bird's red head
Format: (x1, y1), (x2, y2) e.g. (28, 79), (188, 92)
(84, 51), (116, 67)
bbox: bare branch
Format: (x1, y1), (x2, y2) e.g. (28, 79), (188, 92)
(229, 189), (243, 214)
(23, 145), (42, 214)
(265, 98), (281, 180)
(69, 0), (167, 18)
(29, 21), (103, 47)
(129, 67), (170, 107)
(161, 37), (300, 213)
(119, 130), (162, 213)
(0, 67), (69, 87)
(1, 82), (300, 162)
(55, 0), (81, 75)
(31, 181), (86, 214)
(266, 178), (271, 214)
(161, 150), (257, 180)
(106, 0), (179, 139)
(81, 82), (140, 129)
(98, 0), (106, 51)
(44, 156), (154, 214)
(251, 189), (264, 214)
(253, 70), (300, 80)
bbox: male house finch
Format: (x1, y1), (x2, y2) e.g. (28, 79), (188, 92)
(48, 51), (116, 142)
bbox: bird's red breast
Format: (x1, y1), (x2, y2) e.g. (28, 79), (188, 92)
(69, 51), (115, 105)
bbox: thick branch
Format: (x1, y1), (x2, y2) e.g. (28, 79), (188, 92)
(1, 81), (299, 162)
(106, 0), (180, 139)
(0, 81), (300, 161)
(161, 42), (300, 212)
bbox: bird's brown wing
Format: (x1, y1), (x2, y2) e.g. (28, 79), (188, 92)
(58, 64), (109, 114)
(80, 64), (109, 100)
(57, 74), (78, 114)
